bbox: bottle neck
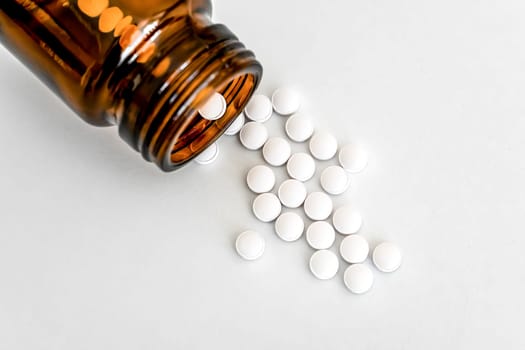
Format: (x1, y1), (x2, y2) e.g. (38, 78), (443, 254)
(109, 12), (262, 171)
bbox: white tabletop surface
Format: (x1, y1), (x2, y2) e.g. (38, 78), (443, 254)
(1, 0), (525, 349)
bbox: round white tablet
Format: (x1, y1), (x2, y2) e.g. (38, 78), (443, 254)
(262, 137), (292, 166)
(239, 122), (268, 150)
(373, 242), (402, 273)
(309, 131), (338, 160)
(332, 206), (363, 235)
(309, 250), (339, 280)
(244, 94), (273, 122)
(274, 212), (304, 242)
(246, 165), (275, 194)
(277, 179), (307, 208)
(306, 221), (335, 250)
(235, 230), (265, 261)
(320, 166), (350, 195)
(271, 87), (301, 115)
(285, 113), (314, 142)
(286, 153), (316, 182)
(194, 142), (219, 165)
(340, 234), (369, 263)
(343, 264), (374, 294)
(339, 144), (369, 173)
(224, 113), (245, 136)
(252, 193), (282, 222)
(304, 192), (333, 221)
(199, 92), (227, 120)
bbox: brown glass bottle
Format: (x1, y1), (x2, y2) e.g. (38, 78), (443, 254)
(0, 0), (262, 171)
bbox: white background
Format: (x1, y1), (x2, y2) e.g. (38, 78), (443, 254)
(1, 0), (525, 349)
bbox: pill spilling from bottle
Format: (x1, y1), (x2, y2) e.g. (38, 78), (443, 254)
(197, 86), (402, 295)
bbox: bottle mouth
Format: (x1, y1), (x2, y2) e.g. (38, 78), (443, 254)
(116, 19), (262, 171)
(147, 40), (262, 171)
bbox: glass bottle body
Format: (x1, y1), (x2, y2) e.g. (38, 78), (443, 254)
(0, 0), (262, 170)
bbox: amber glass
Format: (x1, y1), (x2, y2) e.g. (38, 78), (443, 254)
(0, 0), (262, 171)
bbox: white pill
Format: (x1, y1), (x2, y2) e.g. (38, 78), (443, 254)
(373, 242), (402, 273)
(262, 137), (292, 166)
(252, 193), (282, 222)
(320, 166), (350, 195)
(340, 234), (369, 263)
(235, 230), (265, 261)
(194, 142), (219, 165)
(246, 165), (275, 194)
(277, 179), (307, 208)
(339, 144), (369, 173)
(224, 113), (245, 136)
(271, 87), (301, 115)
(239, 122), (268, 150)
(332, 206), (363, 235)
(309, 250), (339, 280)
(244, 94), (273, 122)
(286, 153), (316, 182)
(306, 221), (335, 250)
(343, 264), (374, 294)
(304, 192), (333, 221)
(309, 131), (338, 160)
(274, 212), (304, 242)
(199, 92), (227, 120)
(285, 113), (314, 142)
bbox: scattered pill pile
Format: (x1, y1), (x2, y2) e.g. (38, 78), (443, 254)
(72, 1), (400, 295)
(197, 87), (402, 294)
